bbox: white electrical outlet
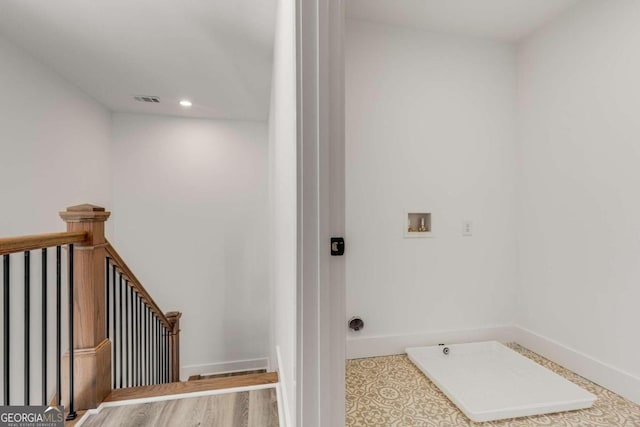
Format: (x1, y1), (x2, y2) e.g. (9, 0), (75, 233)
(462, 220), (473, 236)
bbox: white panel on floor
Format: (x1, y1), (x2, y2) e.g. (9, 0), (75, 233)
(406, 341), (596, 423)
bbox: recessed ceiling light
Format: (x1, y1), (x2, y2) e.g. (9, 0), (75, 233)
(179, 99), (192, 107)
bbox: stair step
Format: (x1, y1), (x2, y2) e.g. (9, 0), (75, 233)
(103, 372), (278, 403)
(64, 411), (87, 427)
(49, 395), (86, 427)
(188, 369), (267, 382)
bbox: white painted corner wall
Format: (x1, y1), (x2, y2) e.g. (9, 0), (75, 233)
(345, 0), (640, 406)
(268, 0), (297, 425)
(0, 34), (113, 404)
(0, 35), (112, 236)
(345, 20), (518, 345)
(515, 0), (640, 403)
(111, 113), (270, 375)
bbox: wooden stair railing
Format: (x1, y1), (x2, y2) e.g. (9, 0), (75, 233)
(104, 241), (182, 386)
(0, 229), (88, 420)
(0, 231), (87, 256)
(0, 204), (181, 417)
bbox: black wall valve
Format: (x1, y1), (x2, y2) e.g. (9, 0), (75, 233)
(348, 317), (364, 331)
(331, 237), (345, 256)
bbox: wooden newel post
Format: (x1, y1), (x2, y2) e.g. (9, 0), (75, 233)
(60, 204), (112, 409)
(166, 311), (182, 382)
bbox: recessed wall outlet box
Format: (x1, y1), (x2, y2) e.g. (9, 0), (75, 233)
(404, 211), (433, 238)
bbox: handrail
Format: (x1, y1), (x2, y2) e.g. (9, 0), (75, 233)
(1, 205), (180, 410)
(104, 240), (172, 330)
(0, 231), (87, 256)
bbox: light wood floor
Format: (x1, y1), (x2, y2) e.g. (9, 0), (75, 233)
(82, 388), (278, 427)
(103, 372), (278, 402)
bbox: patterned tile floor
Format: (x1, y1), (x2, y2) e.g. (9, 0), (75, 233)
(346, 343), (640, 426)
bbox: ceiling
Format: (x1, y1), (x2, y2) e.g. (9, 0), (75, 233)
(0, 0), (276, 121)
(347, 0), (582, 42)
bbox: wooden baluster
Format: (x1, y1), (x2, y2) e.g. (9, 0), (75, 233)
(166, 311), (182, 382)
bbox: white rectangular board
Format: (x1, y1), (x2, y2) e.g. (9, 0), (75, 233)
(406, 341), (596, 422)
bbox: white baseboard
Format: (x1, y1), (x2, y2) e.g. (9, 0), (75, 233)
(346, 325), (516, 359)
(513, 325), (640, 405)
(275, 346), (292, 427)
(180, 357), (269, 381)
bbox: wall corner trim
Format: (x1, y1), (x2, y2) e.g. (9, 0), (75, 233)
(513, 326), (640, 405)
(275, 345), (292, 427)
(346, 325), (516, 359)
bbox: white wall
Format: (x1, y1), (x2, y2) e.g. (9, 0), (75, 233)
(267, 0), (297, 424)
(0, 35), (112, 405)
(346, 21), (518, 355)
(0, 35), (112, 236)
(0, 30), (275, 397)
(111, 113), (269, 377)
(516, 0), (640, 398)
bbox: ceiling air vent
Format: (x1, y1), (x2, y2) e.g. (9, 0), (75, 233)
(133, 95), (160, 103)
